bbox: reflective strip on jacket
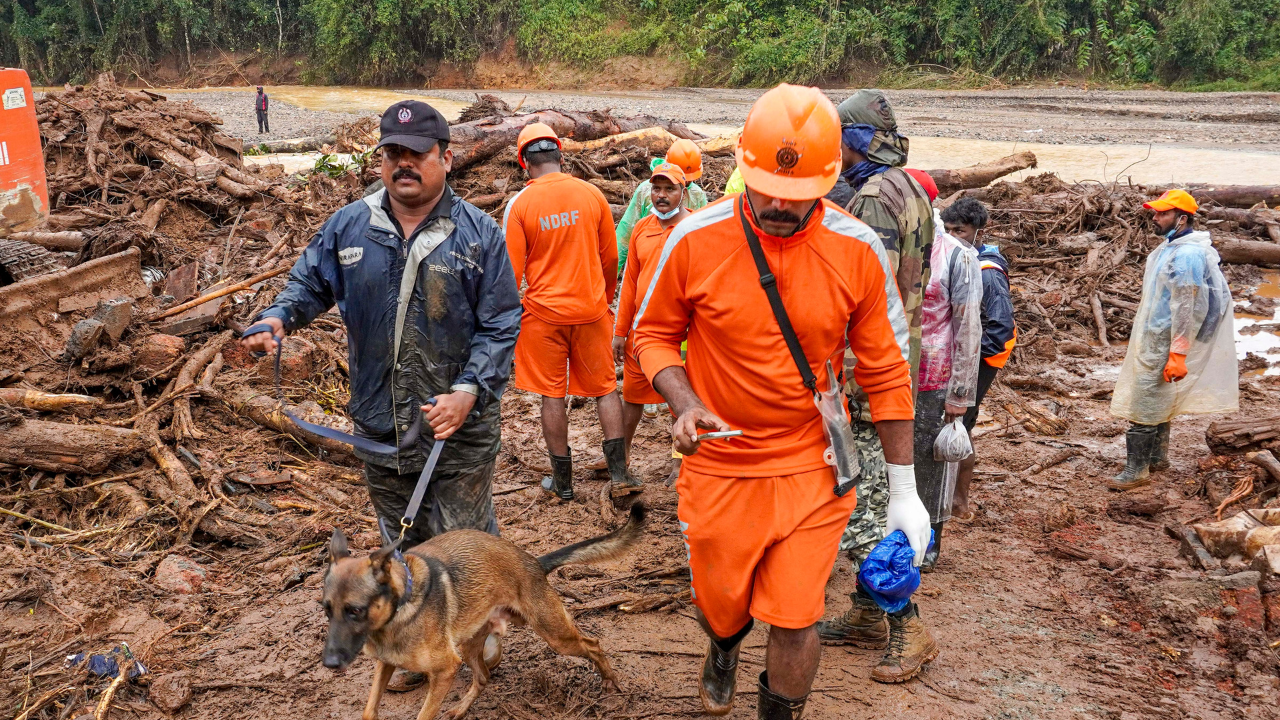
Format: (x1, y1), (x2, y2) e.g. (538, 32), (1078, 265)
(257, 186), (522, 473)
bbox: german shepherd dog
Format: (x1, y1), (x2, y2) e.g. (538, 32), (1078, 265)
(322, 503), (646, 720)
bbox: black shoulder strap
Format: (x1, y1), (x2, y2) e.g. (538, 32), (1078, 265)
(737, 195), (817, 394)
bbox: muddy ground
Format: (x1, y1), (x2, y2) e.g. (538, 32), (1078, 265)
(3, 341), (1280, 720)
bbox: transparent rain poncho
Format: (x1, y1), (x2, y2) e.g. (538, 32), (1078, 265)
(918, 212), (983, 408)
(1111, 230), (1238, 425)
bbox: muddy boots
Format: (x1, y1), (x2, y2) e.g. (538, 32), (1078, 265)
(1150, 422), (1171, 471)
(757, 672), (807, 719)
(699, 621), (752, 716)
(603, 438), (643, 498)
(920, 521), (944, 573)
(815, 584), (888, 648)
(541, 452), (574, 500)
(871, 603), (940, 683)
(1109, 424), (1158, 492)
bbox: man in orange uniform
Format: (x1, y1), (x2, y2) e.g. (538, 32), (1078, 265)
(632, 85), (932, 718)
(504, 123), (643, 501)
(612, 162), (691, 483)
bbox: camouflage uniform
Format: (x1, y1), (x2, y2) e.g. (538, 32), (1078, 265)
(837, 90), (935, 570)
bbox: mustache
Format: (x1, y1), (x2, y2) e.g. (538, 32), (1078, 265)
(758, 208), (801, 224)
(392, 168), (422, 182)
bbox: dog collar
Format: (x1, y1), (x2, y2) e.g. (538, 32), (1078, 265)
(392, 549), (413, 608)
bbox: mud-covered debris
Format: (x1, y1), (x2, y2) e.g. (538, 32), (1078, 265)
(62, 318), (106, 361)
(149, 672), (193, 712)
(92, 297), (134, 342)
(154, 554), (207, 594)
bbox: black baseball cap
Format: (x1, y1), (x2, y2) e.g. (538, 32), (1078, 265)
(376, 100), (450, 154)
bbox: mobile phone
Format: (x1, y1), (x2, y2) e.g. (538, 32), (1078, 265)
(697, 430), (744, 441)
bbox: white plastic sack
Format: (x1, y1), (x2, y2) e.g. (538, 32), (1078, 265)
(1111, 231), (1238, 425)
(933, 418), (973, 462)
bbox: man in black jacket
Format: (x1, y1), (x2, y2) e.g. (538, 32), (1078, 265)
(255, 87), (269, 134)
(242, 100), (521, 543)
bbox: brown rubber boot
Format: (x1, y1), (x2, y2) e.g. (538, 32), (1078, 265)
(871, 603), (939, 683)
(815, 586), (888, 648)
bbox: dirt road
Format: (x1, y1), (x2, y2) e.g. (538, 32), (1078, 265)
(169, 86), (1280, 153)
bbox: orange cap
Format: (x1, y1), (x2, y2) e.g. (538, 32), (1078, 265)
(651, 161), (687, 186)
(665, 139), (703, 181)
(1143, 189), (1198, 214)
(735, 84), (841, 201)
(516, 122), (562, 168)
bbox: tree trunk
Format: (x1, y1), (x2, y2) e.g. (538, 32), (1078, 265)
(1215, 240), (1280, 267)
(0, 419), (145, 473)
(1148, 184), (1280, 210)
(928, 152), (1038, 196)
(1207, 415), (1280, 454)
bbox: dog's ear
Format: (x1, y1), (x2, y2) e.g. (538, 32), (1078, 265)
(369, 546), (394, 585)
(329, 527), (350, 563)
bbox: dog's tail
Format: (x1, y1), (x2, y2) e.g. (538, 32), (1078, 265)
(538, 502), (647, 573)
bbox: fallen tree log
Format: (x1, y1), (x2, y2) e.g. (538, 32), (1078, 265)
(1215, 240), (1280, 267)
(1207, 415), (1280, 454)
(561, 127), (682, 157)
(1149, 184), (1280, 210)
(0, 388), (102, 412)
(207, 384), (353, 456)
(448, 110), (703, 172)
(928, 152), (1038, 196)
(260, 134), (337, 153)
(0, 418), (145, 473)
(5, 231), (85, 251)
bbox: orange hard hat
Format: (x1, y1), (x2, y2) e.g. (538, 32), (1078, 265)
(904, 168), (938, 203)
(1143, 189), (1198, 214)
(516, 122), (561, 168)
(665, 139), (703, 181)
(651, 161), (687, 187)
(735, 84), (841, 201)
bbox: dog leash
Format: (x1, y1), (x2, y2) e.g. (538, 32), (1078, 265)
(244, 322), (445, 547)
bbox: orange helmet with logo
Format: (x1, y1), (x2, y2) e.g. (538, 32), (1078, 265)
(665, 139), (703, 181)
(735, 84), (841, 201)
(517, 122), (562, 168)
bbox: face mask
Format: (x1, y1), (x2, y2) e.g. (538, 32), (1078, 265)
(651, 188), (684, 220)
(1163, 216), (1184, 240)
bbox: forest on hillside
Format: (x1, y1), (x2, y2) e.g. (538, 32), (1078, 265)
(3, 0), (1279, 89)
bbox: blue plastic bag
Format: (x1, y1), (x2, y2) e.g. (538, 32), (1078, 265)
(857, 529), (935, 613)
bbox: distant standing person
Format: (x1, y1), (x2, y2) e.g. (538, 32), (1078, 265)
(503, 123), (643, 501)
(1109, 189), (1237, 490)
(256, 86), (269, 134)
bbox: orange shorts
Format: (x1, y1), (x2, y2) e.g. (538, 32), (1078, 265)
(675, 466), (856, 636)
(514, 311), (617, 398)
(621, 341), (664, 405)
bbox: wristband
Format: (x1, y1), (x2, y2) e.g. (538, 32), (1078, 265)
(886, 463), (917, 495)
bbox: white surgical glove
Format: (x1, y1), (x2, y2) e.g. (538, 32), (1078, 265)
(886, 463), (932, 567)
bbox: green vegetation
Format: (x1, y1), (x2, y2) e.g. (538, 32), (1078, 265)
(3, 0), (1279, 89)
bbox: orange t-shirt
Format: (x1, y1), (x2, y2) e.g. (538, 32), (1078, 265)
(615, 214), (675, 349)
(503, 172), (618, 324)
(632, 196), (914, 478)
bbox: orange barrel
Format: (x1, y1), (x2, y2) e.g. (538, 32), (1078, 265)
(0, 68), (48, 232)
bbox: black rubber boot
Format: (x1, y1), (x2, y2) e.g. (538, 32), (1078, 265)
(541, 452), (574, 500)
(1109, 425), (1157, 491)
(920, 521), (944, 573)
(699, 620), (752, 716)
(757, 672), (808, 720)
(1150, 422), (1171, 471)
(603, 437), (643, 498)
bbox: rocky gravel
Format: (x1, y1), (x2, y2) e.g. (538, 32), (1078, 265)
(172, 89), (367, 144)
